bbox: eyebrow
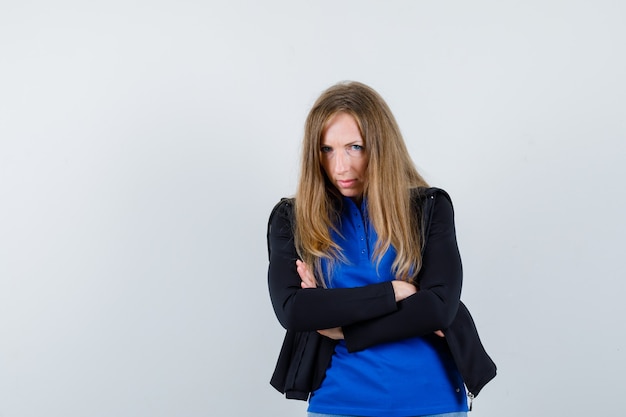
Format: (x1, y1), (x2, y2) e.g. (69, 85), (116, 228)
(320, 140), (364, 146)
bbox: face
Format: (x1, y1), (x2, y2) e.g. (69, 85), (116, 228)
(320, 112), (369, 201)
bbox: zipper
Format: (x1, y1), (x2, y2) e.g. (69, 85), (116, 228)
(468, 392), (475, 411)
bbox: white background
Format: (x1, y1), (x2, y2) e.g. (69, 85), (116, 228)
(1, 1), (625, 416)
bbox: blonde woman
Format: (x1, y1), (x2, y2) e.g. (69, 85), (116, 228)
(267, 82), (496, 417)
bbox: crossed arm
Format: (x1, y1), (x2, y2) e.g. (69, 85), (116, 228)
(267, 190), (461, 352)
(295, 259), (429, 339)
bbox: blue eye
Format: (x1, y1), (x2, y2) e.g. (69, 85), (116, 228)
(320, 146), (332, 153)
(346, 144), (365, 156)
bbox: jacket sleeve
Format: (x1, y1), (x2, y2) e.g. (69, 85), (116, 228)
(342, 189), (463, 352)
(267, 198), (398, 332)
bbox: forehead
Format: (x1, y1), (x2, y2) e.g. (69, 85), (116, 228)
(322, 112), (363, 142)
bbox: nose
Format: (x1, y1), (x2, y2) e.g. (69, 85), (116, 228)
(333, 150), (349, 174)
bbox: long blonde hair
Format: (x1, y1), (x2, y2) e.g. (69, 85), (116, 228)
(295, 81), (428, 284)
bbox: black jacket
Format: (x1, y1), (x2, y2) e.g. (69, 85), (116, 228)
(267, 187), (496, 401)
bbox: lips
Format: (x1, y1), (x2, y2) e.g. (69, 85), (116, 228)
(337, 179), (357, 188)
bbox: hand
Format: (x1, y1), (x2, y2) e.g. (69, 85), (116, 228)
(391, 280), (417, 302)
(434, 330), (445, 338)
(296, 260), (317, 289)
(318, 327), (344, 340)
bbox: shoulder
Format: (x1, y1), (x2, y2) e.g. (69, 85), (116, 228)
(411, 186), (452, 199)
(267, 198), (296, 258)
(411, 187), (454, 209)
(411, 187), (456, 233)
(270, 197), (295, 215)
(268, 197), (296, 229)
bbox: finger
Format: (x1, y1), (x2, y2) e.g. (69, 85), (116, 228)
(306, 274), (317, 288)
(296, 263), (308, 281)
(317, 329), (333, 339)
(296, 260), (318, 288)
(301, 269), (315, 285)
(302, 275), (316, 288)
(300, 272), (315, 288)
(434, 330), (445, 338)
(302, 275), (315, 288)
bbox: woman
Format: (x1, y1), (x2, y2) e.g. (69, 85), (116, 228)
(267, 81), (495, 417)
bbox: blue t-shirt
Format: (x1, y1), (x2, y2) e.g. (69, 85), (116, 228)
(307, 197), (468, 417)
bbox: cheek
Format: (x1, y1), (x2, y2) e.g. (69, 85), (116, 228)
(358, 159), (369, 177)
(319, 159), (331, 177)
